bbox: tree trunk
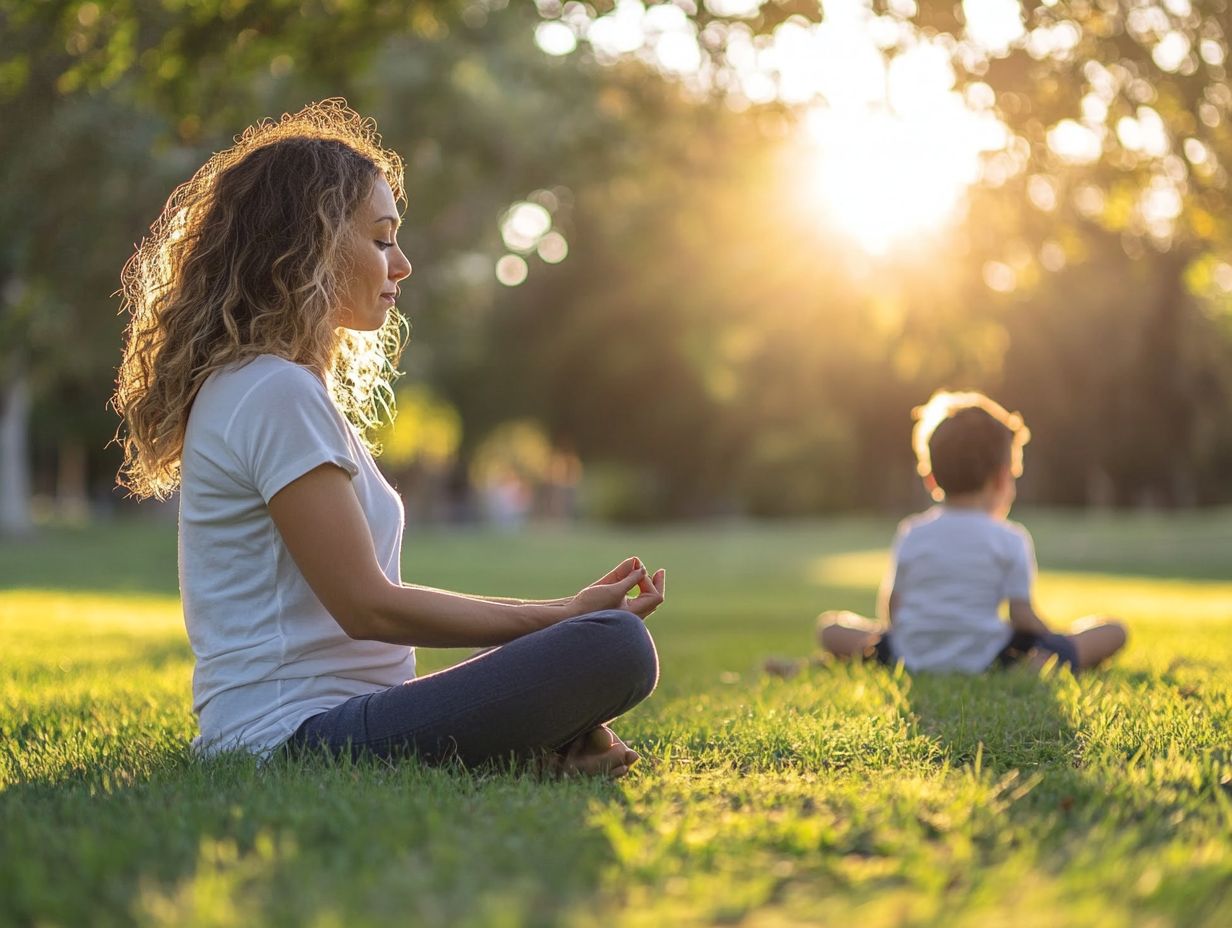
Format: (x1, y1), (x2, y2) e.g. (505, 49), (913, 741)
(57, 438), (90, 522)
(1143, 248), (1195, 506)
(0, 368), (33, 536)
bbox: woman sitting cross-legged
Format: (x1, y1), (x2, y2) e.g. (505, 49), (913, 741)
(113, 100), (664, 776)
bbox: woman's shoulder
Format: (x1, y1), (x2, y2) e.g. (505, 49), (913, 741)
(193, 355), (328, 431)
(201, 354), (321, 402)
(212, 354), (317, 386)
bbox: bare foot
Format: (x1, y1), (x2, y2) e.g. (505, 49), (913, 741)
(543, 726), (639, 779)
(1025, 648), (1053, 674)
(1025, 648), (1073, 676)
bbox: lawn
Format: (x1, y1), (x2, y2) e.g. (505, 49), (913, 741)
(1, 510), (1230, 927)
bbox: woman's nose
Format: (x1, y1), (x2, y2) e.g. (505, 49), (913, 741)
(391, 247), (412, 282)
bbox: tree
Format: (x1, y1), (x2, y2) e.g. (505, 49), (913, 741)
(3, 0), (1232, 523)
(517, 0), (1232, 508)
(0, 0), (613, 527)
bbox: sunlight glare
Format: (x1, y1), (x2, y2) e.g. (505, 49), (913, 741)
(803, 41), (1007, 255)
(557, 0), (1014, 255)
(704, 0), (763, 17)
(1047, 119), (1103, 164)
(887, 42), (954, 114)
(812, 14), (886, 110)
(587, 0), (646, 58)
(962, 0), (1025, 56)
(807, 110), (981, 254)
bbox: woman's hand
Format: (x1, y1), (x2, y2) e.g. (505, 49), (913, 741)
(569, 557), (666, 621)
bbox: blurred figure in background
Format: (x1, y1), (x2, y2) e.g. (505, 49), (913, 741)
(773, 390), (1126, 677)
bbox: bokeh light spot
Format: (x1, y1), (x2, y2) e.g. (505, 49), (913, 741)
(496, 254), (529, 287)
(537, 232), (569, 264)
(501, 202), (553, 253)
(962, 0), (1025, 56)
(1039, 241), (1066, 272)
(704, 0), (763, 17)
(1152, 32), (1191, 73)
(535, 21), (577, 56)
(983, 261), (1017, 292)
(1047, 119), (1102, 164)
(1027, 175), (1058, 212)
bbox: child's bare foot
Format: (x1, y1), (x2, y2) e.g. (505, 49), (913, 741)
(817, 610), (884, 659)
(1025, 648), (1061, 675)
(541, 725), (639, 779)
(763, 657), (805, 678)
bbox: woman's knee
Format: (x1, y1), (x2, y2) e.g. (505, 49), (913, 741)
(573, 609), (659, 703)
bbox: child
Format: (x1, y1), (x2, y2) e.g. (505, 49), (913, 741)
(817, 390), (1126, 674)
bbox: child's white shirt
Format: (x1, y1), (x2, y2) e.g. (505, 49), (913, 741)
(884, 506), (1035, 673)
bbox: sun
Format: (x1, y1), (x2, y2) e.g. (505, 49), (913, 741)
(799, 47), (1010, 255)
(554, 0), (1016, 256)
(804, 108), (978, 254)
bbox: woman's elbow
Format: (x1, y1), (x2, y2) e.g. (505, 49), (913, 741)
(327, 607), (378, 641)
(325, 587), (397, 642)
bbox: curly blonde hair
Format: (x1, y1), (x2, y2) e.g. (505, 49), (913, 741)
(114, 99), (407, 500)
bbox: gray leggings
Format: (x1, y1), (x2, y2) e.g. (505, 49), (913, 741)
(285, 610), (659, 766)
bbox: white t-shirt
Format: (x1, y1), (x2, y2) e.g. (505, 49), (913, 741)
(179, 354), (415, 756)
(883, 507), (1035, 673)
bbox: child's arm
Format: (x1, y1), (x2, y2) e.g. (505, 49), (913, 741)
(877, 524), (907, 627)
(877, 587), (899, 627)
(1007, 598), (1054, 636)
(1005, 526), (1051, 636)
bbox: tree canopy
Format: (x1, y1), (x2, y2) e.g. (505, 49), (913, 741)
(2, 0), (1230, 520)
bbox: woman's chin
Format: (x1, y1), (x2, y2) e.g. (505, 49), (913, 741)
(336, 309), (389, 332)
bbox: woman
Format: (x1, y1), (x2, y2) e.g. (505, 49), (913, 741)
(113, 100), (664, 776)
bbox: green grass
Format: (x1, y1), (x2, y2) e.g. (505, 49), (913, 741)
(2, 510), (1231, 926)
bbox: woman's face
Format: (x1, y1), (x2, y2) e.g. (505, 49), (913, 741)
(337, 175), (412, 331)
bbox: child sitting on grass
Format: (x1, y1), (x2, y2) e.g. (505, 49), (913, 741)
(814, 390), (1126, 675)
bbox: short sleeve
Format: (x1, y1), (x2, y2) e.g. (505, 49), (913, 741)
(225, 365), (360, 503)
(1001, 524), (1036, 602)
(883, 517), (913, 590)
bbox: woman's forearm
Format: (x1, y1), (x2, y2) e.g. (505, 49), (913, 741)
(473, 594), (572, 607)
(356, 582), (572, 648)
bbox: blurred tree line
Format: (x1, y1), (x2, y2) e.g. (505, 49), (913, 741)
(1, 0), (1230, 532)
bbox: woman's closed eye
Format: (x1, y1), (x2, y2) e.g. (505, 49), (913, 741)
(375, 240), (394, 251)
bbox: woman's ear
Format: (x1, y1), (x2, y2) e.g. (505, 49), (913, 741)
(923, 472), (944, 501)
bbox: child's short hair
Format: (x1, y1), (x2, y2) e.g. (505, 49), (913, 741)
(912, 391), (1030, 500)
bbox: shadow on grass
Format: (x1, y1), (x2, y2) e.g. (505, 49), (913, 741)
(899, 663), (1232, 925)
(0, 748), (624, 927)
(903, 667), (1092, 807)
